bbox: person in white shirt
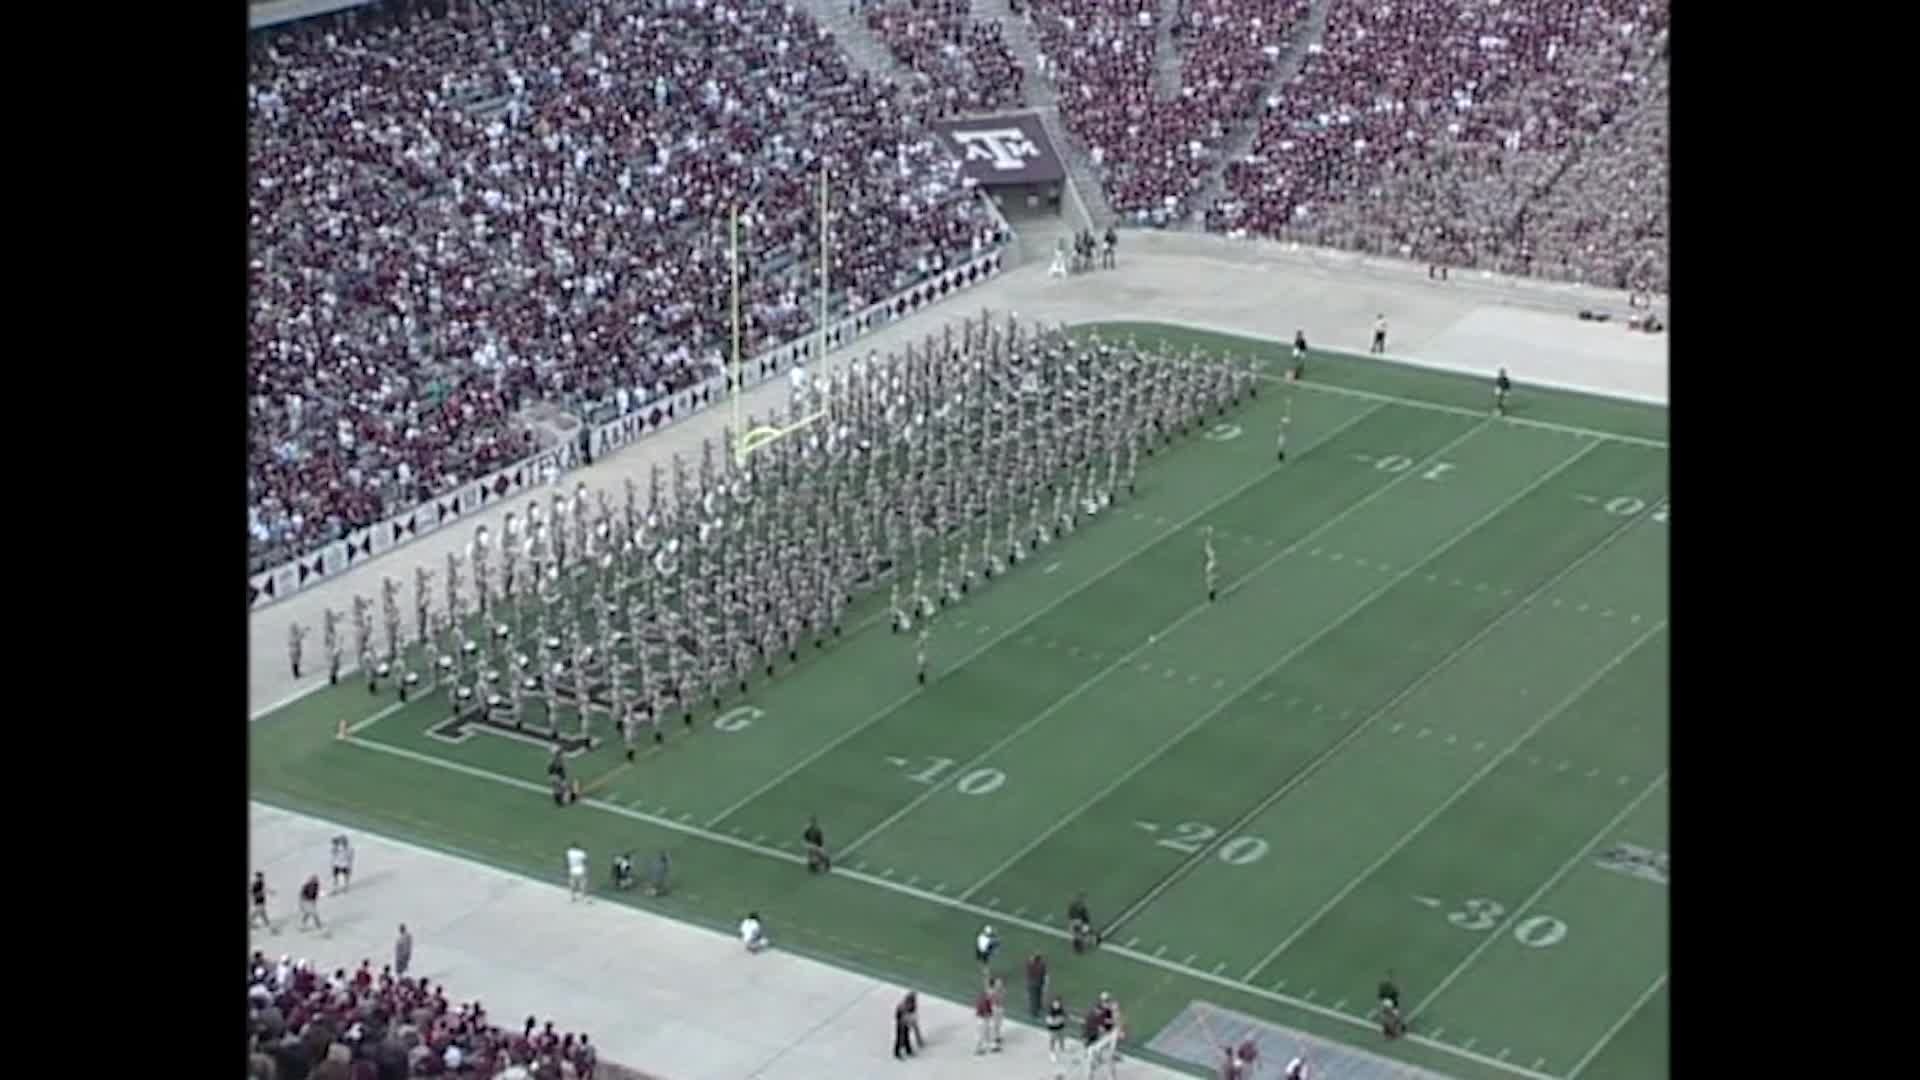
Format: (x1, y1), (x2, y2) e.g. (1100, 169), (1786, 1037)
(566, 843), (588, 901)
(330, 835), (354, 894)
(974, 925), (999, 975)
(740, 911), (768, 953)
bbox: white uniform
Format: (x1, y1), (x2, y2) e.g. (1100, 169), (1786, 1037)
(566, 846), (588, 899)
(740, 916), (768, 952)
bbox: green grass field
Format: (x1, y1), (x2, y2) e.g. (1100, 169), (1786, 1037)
(251, 323), (1669, 1080)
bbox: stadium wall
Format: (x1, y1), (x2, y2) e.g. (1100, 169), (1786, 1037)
(247, 244), (1009, 611)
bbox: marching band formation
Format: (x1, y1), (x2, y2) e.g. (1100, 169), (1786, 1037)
(301, 313), (1260, 753)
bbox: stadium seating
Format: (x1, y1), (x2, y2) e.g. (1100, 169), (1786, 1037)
(865, 0), (1025, 120)
(1207, 0), (1669, 290)
(248, 954), (608, 1079)
(1028, 0), (1309, 223)
(247, 0), (1001, 571)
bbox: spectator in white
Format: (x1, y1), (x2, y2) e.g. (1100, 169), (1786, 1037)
(566, 842), (588, 902)
(741, 911), (770, 953)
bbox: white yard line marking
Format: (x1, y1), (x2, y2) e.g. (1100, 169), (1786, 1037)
(1411, 771), (1669, 1019)
(1102, 439), (1608, 933)
(332, 735), (1556, 1080)
(1245, 369), (1666, 448)
(973, 438), (1599, 909)
(346, 699), (407, 736)
(1565, 972), (1668, 1079)
(1244, 619), (1668, 979)
(701, 403), (1385, 829)
(846, 417), (1492, 865)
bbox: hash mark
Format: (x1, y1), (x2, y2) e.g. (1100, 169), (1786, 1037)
(1473, 741), (1486, 752)
(1352, 557), (1369, 569)
(1188, 674), (1200, 684)
(1044, 640), (1057, 649)
(1154, 945), (1167, 958)
(1475, 582), (1488, 592)
(1258, 692), (1276, 703)
(1528, 755), (1541, 766)
(752, 834), (766, 845)
(1444, 733), (1457, 744)
(1313, 703), (1324, 713)
(1272, 979), (1287, 991)
(855, 861), (869, 871)
(1426, 573), (1439, 582)
(1556, 761), (1571, 772)
(1389, 722), (1404, 734)
(880, 868), (894, 878)
(1551, 598), (1563, 607)
(1286, 697), (1302, 709)
(1602, 609), (1615, 618)
(1309, 548), (1323, 557)
(1043, 562), (1063, 575)
(1450, 578), (1464, 587)
(1213, 678), (1226, 689)
(987, 897), (1001, 907)
(1329, 552), (1344, 562)
(1630, 613), (1643, 624)
(1013, 907), (1027, 917)
(1587, 767), (1601, 778)
(1429, 1027), (1444, 1040)
(1303, 989), (1317, 1001)
(1416, 728), (1432, 739)
(677, 812), (692, 822)
(931, 882), (945, 893)
(1577, 602), (1591, 613)
(1164, 668), (1178, 679)
(1125, 937), (1140, 948)
(1213, 962), (1227, 974)
(1377, 562), (1393, 572)
(1332, 998), (1347, 1011)
(1461, 1037), (1476, 1051)
(1498, 1049), (1511, 1061)
(729, 827), (742, 836)
(1618, 775), (1631, 786)
(1138, 662), (1153, 673)
(1184, 954), (1200, 966)
(1533, 1059), (1547, 1070)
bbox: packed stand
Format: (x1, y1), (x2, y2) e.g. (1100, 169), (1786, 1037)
(248, 953), (603, 1079)
(1513, 56), (1668, 294)
(1030, 0), (1305, 224)
(248, 0), (1004, 572)
(1209, 0), (1669, 290)
(865, 1), (1026, 121)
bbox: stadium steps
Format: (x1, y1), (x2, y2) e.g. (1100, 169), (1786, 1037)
(1150, 0), (1182, 102)
(801, 0), (922, 91)
(986, 1), (1054, 110)
(1182, 0), (1335, 228)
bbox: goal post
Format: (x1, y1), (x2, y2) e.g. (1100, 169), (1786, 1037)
(730, 165), (834, 470)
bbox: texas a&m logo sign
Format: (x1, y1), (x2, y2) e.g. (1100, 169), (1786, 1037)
(931, 112), (1066, 186)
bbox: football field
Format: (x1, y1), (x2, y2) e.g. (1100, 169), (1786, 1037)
(251, 323), (1669, 1080)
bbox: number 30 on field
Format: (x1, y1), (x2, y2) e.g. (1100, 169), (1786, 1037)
(1446, 898), (1569, 948)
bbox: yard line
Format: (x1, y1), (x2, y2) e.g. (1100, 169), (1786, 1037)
(1242, 616), (1669, 980)
(700, 402), (1385, 829)
(1247, 371), (1667, 449)
(1409, 771), (1670, 1020)
(843, 418), (1502, 861)
(331, 734), (1556, 1080)
(346, 699), (408, 736)
(1564, 972), (1669, 1078)
(1100, 438), (1601, 934)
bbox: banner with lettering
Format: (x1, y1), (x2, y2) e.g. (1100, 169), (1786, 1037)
(930, 112), (1066, 186)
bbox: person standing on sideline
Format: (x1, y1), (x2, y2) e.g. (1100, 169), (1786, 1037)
(974, 925), (999, 977)
(1290, 329), (1308, 381)
(1025, 953), (1049, 1018)
(892, 991), (917, 1059)
(1275, 418), (1289, 463)
(298, 874), (324, 932)
(1371, 315), (1388, 354)
(395, 924), (413, 977)
(1102, 225), (1117, 270)
(250, 873), (274, 933)
(1045, 997), (1069, 1066)
(740, 911), (769, 953)
(1493, 368), (1512, 416)
(566, 842), (588, 902)
(330, 835), (354, 894)
(973, 979), (1005, 1054)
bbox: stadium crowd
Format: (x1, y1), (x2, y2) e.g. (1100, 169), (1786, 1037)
(248, 954), (603, 1079)
(1207, 0), (1669, 291)
(1027, 0), (1307, 223)
(865, 1), (1026, 121)
(248, 0), (1003, 571)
